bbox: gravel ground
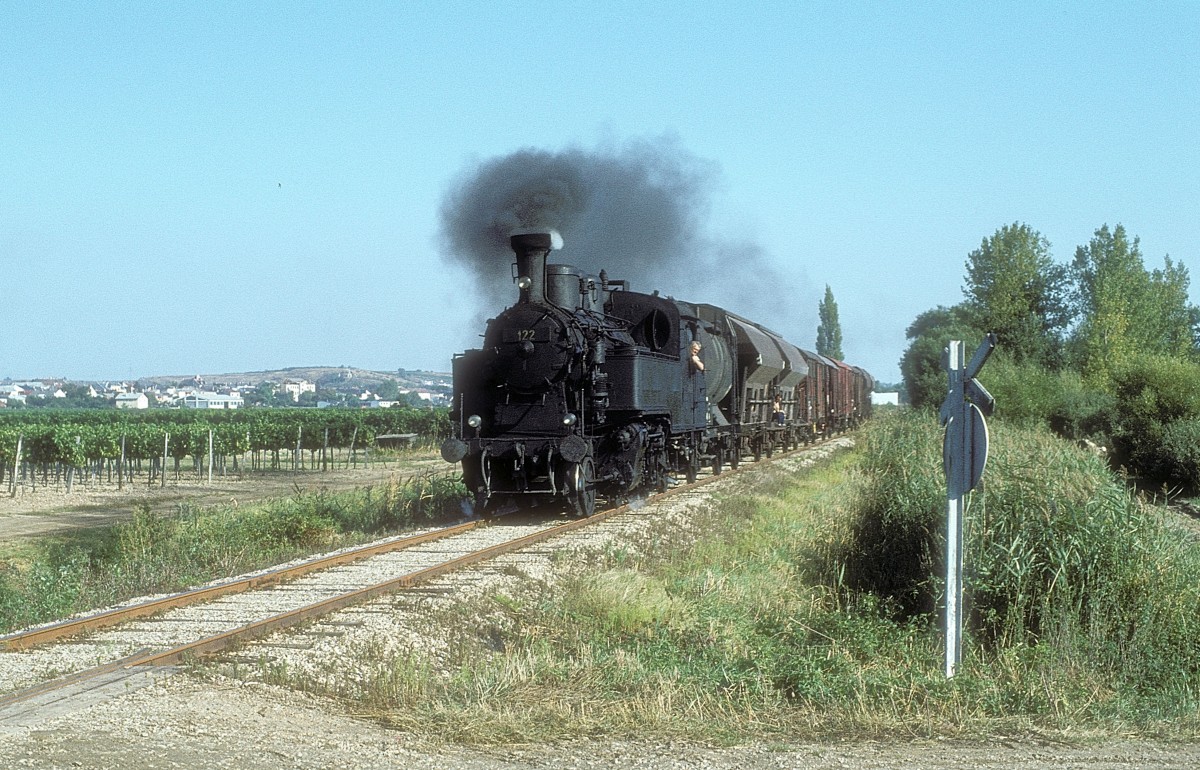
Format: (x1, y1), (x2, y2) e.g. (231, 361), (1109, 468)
(2, 675), (1198, 769)
(4, 439), (1199, 768)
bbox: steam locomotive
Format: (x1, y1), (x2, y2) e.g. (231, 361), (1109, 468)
(440, 230), (873, 517)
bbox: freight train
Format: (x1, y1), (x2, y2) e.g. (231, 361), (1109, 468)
(440, 230), (873, 517)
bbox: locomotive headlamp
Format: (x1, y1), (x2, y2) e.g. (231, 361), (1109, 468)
(517, 276), (532, 290)
(562, 413), (578, 427)
(467, 414), (483, 429)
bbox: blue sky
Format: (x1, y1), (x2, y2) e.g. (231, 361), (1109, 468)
(2, 2), (1197, 384)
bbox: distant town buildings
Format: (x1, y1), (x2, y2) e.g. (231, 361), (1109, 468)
(0, 369), (451, 409)
(1, 384), (30, 405)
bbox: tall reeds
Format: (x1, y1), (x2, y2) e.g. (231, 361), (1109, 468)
(836, 411), (1200, 721)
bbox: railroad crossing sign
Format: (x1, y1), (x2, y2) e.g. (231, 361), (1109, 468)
(939, 333), (996, 678)
(940, 334), (995, 495)
(943, 403), (989, 495)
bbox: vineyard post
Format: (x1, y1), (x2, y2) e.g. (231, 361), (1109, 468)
(9, 434), (22, 498)
(294, 426), (302, 473)
(322, 428), (329, 472)
(66, 435), (80, 494)
(207, 429), (214, 484)
(119, 434), (126, 490)
(348, 427), (358, 469)
(162, 432), (169, 488)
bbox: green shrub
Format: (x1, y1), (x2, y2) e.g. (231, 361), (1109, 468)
(1111, 355), (1200, 480)
(899, 308), (984, 411)
(1162, 418), (1200, 491)
(976, 358), (1118, 442)
(984, 355), (1061, 427)
(1047, 371), (1116, 441)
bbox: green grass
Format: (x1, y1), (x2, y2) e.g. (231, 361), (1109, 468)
(0, 472), (467, 634)
(267, 414), (1200, 744)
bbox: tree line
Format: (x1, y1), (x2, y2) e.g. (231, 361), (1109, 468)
(902, 222), (1200, 488)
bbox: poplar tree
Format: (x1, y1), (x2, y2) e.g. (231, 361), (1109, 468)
(816, 285), (844, 360)
(1070, 224), (1198, 383)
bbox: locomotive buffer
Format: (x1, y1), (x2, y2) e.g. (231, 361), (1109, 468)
(938, 333), (996, 678)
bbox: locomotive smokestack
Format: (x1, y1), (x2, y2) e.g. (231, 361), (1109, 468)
(510, 229), (563, 304)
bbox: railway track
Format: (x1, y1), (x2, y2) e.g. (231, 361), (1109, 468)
(0, 436), (852, 723)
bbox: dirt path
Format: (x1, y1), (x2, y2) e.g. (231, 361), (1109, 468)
(2, 662), (1198, 769)
(0, 452), (450, 541)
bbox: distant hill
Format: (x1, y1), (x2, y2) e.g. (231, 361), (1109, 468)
(139, 366), (451, 391)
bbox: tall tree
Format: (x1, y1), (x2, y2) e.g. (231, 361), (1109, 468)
(962, 222), (1069, 367)
(900, 304), (982, 410)
(1070, 224), (1198, 383)
(816, 285), (844, 360)
(1149, 256), (1197, 357)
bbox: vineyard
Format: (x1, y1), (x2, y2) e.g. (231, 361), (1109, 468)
(0, 407), (451, 493)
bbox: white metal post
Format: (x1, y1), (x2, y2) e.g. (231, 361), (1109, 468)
(945, 341), (965, 678)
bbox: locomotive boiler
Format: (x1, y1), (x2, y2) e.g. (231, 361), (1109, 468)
(441, 230), (872, 517)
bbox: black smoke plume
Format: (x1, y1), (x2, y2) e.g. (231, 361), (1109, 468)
(439, 136), (809, 336)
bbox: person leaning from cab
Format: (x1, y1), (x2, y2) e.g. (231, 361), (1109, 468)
(689, 340), (704, 373)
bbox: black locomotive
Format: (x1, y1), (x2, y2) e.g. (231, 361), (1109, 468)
(440, 230), (873, 517)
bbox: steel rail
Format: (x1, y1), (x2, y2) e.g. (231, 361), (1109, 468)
(113, 503), (633, 669)
(0, 648), (159, 710)
(0, 506), (633, 710)
(0, 519), (486, 652)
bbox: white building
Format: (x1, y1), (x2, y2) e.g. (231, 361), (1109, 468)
(398, 389), (434, 402)
(281, 379), (316, 402)
(115, 392), (150, 410)
(2, 385), (27, 404)
(182, 392), (244, 409)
